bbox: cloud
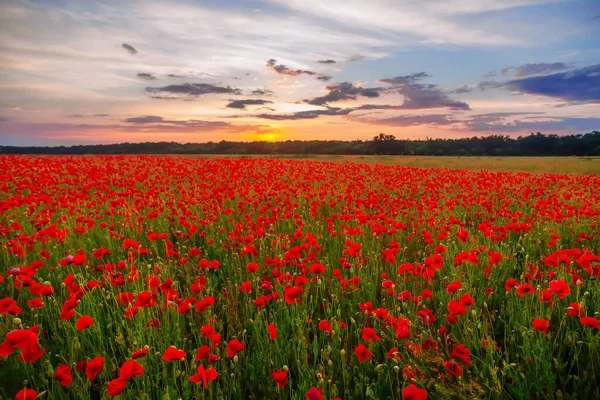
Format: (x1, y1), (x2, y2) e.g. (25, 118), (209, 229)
(305, 82), (384, 106)
(65, 114), (84, 118)
(0, 117), (8, 122)
(253, 107), (354, 120)
(503, 62), (570, 77)
(453, 85), (473, 94)
(317, 60), (336, 64)
(94, 114), (109, 117)
(347, 54), (366, 63)
(477, 81), (504, 90)
(145, 83), (242, 99)
(251, 88), (274, 96)
(124, 116), (165, 123)
(465, 114), (600, 133)
(226, 99), (273, 109)
(137, 72), (158, 80)
(121, 43), (137, 55)
(378, 72), (431, 85)
(266, 0), (536, 46)
(503, 64), (600, 103)
(266, 59), (330, 81)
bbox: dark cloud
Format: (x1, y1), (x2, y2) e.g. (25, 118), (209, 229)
(254, 107), (354, 120)
(503, 62), (570, 77)
(94, 114), (109, 117)
(226, 99), (273, 110)
(266, 59), (330, 81)
(145, 83), (242, 99)
(395, 84), (470, 110)
(251, 88), (274, 96)
(318, 60), (336, 64)
(305, 82), (384, 106)
(477, 81), (504, 90)
(65, 114), (84, 118)
(121, 43), (137, 55)
(503, 64), (600, 103)
(454, 85), (473, 94)
(137, 73), (158, 80)
(167, 74), (185, 78)
(0, 117), (8, 122)
(377, 73), (470, 110)
(125, 116), (165, 123)
(378, 72), (431, 86)
(347, 54), (365, 63)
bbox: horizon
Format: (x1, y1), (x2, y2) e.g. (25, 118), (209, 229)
(1, 0), (599, 146)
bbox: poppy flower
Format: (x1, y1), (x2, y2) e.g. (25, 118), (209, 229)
(14, 388), (37, 400)
(354, 344), (370, 363)
(361, 327), (381, 341)
(318, 320), (332, 334)
(402, 384), (428, 400)
(55, 364), (73, 386)
(246, 262), (259, 273)
(445, 281), (462, 295)
(310, 263), (326, 274)
(272, 369), (289, 388)
(107, 378), (128, 397)
(75, 315), (94, 330)
(266, 323), (277, 340)
(580, 316), (600, 329)
(532, 319), (550, 335)
(86, 356), (104, 380)
(132, 347), (149, 359)
(444, 360), (463, 376)
(195, 345), (211, 361)
(305, 387), (323, 400)
(189, 364), (218, 388)
(0, 298), (21, 315)
(227, 339), (245, 358)
(163, 346), (186, 361)
(548, 280), (570, 299)
(119, 360), (144, 379)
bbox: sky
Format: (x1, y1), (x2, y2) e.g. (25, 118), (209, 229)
(0, 0), (599, 145)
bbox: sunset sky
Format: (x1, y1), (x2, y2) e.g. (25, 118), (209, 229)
(0, 0), (599, 146)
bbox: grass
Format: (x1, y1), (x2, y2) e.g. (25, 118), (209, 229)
(0, 155), (599, 400)
(192, 155), (600, 174)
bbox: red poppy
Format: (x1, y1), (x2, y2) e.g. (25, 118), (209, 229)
(354, 344), (370, 363)
(305, 387), (323, 400)
(107, 378), (128, 397)
(548, 280), (570, 299)
(119, 360), (144, 379)
(55, 364), (73, 386)
(132, 347), (149, 359)
(402, 384), (428, 400)
(189, 364), (218, 388)
(75, 315), (94, 330)
(444, 360), (463, 376)
(14, 388), (37, 400)
(227, 339), (245, 358)
(532, 319), (550, 335)
(361, 327), (381, 341)
(163, 346), (186, 361)
(86, 356), (104, 380)
(580, 316), (600, 329)
(266, 323), (277, 340)
(272, 369), (289, 388)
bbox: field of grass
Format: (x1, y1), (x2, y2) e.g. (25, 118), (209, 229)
(195, 155), (600, 174)
(1, 155), (599, 400)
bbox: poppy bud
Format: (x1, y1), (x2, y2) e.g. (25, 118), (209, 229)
(233, 355), (238, 363)
(13, 317), (22, 326)
(328, 359), (333, 366)
(394, 366), (399, 373)
(340, 349), (346, 357)
(283, 365), (289, 371)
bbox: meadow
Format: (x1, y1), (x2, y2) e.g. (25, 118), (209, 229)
(1, 155), (599, 400)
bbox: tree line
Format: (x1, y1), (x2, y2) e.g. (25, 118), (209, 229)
(1, 131), (599, 156)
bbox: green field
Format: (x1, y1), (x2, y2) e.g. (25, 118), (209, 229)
(191, 155), (600, 174)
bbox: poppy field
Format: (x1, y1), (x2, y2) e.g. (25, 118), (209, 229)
(1, 155), (600, 400)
